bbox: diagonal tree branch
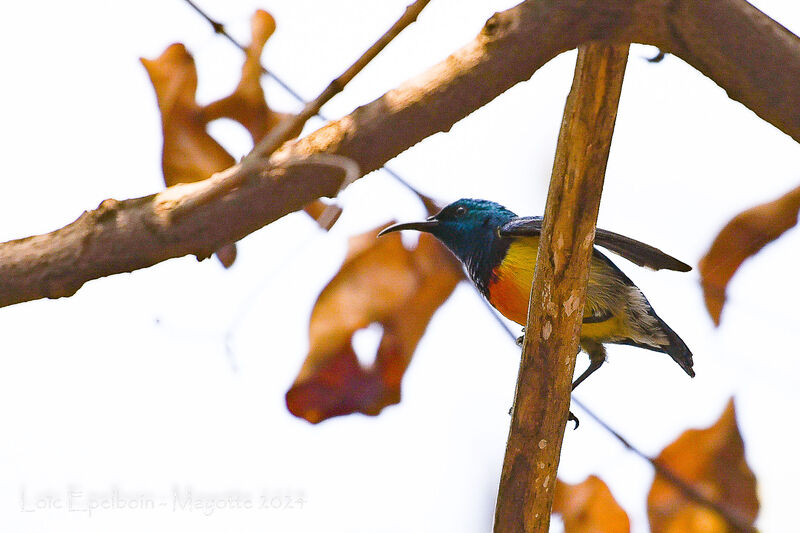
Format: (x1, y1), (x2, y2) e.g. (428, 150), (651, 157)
(493, 42), (629, 532)
(1, 0), (799, 309)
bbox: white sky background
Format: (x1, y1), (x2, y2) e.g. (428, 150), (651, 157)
(1, 1), (799, 531)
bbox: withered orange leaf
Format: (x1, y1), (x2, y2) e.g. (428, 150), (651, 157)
(647, 398), (758, 533)
(142, 10), (287, 184)
(141, 43), (235, 186)
(142, 41), (239, 267)
(203, 10), (287, 142)
(286, 223), (463, 423)
(200, 10), (331, 230)
(142, 10), (337, 268)
(553, 475), (630, 533)
(699, 184), (800, 325)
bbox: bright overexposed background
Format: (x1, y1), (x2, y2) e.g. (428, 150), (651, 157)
(2, 1), (799, 531)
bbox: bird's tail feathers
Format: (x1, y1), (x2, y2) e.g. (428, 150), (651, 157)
(653, 315), (695, 378)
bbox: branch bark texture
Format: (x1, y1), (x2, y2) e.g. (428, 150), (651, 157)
(1, 0), (799, 308)
(494, 42), (629, 532)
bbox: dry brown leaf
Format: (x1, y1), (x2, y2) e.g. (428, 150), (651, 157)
(648, 398), (758, 533)
(142, 10), (286, 183)
(285, 223), (463, 423)
(553, 475), (630, 533)
(699, 185), (800, 325)
(141, 10), (337, 268)
(202, 10), (288, 142)
(200, 10), (331, 229)
(141, 43), (236, 186)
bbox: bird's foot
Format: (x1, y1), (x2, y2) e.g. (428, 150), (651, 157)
(568, 411), (580, 429)
(509, 406), (579, 429)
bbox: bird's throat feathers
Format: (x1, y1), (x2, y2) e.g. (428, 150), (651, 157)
(426, 200), (517, 295)
(435, 227), (501, 293)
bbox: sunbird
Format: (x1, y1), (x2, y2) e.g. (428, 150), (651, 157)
(379, 198), (694, 389)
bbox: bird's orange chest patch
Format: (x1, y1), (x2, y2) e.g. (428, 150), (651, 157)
(486, 239), (539, 325)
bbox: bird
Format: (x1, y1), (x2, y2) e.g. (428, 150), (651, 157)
(379, 198), (694, 390)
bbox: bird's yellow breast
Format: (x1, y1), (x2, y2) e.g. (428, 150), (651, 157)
(487, 238), (540, 325)
(486, 237), (627, 342)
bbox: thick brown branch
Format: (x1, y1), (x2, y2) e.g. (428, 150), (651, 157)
(1, 0), (799, 308)
(0, 163), (342, 307)
(494, 43), (628, 532)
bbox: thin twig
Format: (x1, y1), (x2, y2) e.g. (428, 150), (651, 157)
(172, 0), (432, 220)
(182, 0), (425, 199)
(247, 0), (432, 162)
(571, 398), (757, 532)
(183, 0), (320, 106)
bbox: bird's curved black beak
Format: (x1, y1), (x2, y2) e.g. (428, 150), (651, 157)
(378, 219), (439, 237)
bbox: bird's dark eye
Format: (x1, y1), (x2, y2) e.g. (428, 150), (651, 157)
(454, 206), (468, 217)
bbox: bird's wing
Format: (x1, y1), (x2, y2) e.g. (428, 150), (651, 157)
(498, 216), (691, 272)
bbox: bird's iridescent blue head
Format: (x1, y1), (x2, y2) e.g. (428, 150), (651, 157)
(378, 199), (517, 265)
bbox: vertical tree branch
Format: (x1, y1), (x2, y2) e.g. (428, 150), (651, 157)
(494, 43), (629, 532)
